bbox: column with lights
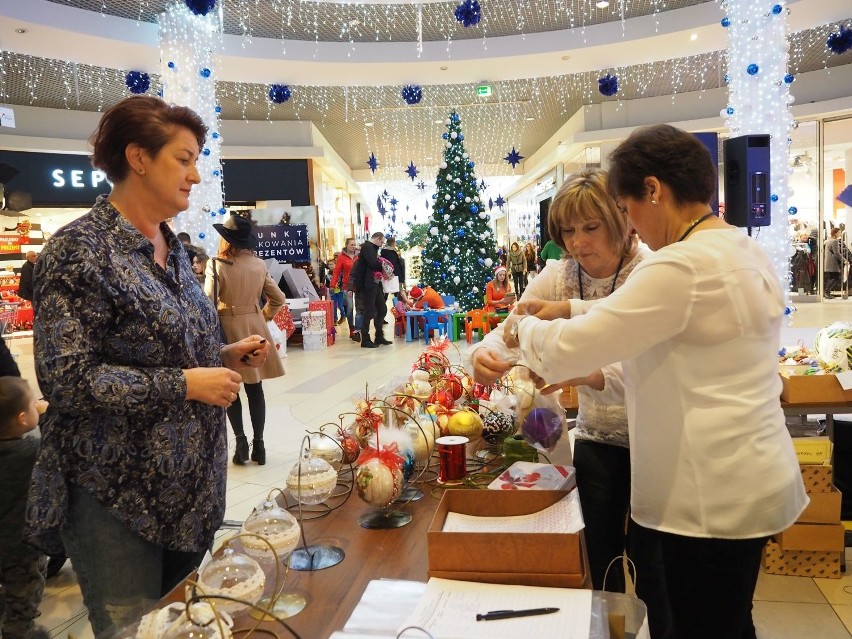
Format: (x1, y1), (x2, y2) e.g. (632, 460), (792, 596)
(721, 1), (795, 312)
(420, 112), (498, 312)
(158, 2), (224, 257)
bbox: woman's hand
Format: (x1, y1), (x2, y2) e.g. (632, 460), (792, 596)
(221, 335), (269, 370)
(183, 367), (243, 407)
(471, 348), (513, 386)
(515, 299), (572, 320)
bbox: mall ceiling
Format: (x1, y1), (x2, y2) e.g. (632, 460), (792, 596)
(2, 1), (851, 185)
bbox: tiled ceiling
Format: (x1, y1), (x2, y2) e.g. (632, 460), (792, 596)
(4, 2), (852, 183)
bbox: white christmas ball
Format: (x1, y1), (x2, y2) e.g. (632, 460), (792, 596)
(465, 197), (471, 203)
(479, 212), (488, 219)
(445, 118), (451, 125)
(472, 287), (479, 293)
(446, 142), (451, 149)
(430, 227), (439, 236)
(455, 156), (461, 162)
(444, 214), (450, 219)
(442, 235), (449, 241)
(814, 322), (852, 371)
(444, 194), (451, 200)
(449, 205), (455, 211)
(451, 132), (458, 139)
(453, 276), (460, 284)
(441, 161), (448, 169)
(484, 258), (493, 267)
(463, 153), (469, 159)
(480, 248), (486, 254)
(454, 247), (460, 254)
(454, 178), (461, 184)
(449, 264), (456, 272)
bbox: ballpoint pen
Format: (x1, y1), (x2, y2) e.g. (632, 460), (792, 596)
(476, 607), (560, 621)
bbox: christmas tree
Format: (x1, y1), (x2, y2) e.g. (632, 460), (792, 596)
(420, 112), (498, 312)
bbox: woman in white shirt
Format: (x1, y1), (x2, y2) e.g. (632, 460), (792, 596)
(501, 124), (807, 639)
(471, 169), (649, 596)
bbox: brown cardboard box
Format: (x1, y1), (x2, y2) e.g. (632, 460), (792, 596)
(798, 486), (842, 524)
(776, 523), (845, 551)
(427, 489), (589, 588)
(763, 540), (841, 578)
(800, 464), (833, 493)
(780, 370), (852, 403)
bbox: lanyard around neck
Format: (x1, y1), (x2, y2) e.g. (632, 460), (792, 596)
(578, 255), (624, 301)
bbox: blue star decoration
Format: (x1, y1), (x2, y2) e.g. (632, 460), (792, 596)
(479, 179), (487, 191)
(406, 162), (419, 181)
(367, 152), (379, 173)
(416, 181), (427, 191)
(495, 195), (505, 209)
(390, 197), (399, 210)
(504, 147), (524, 169)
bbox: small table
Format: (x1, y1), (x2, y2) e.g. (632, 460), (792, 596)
(404, 309), (454, 343)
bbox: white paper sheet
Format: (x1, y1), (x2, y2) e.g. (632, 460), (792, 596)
(400, 578), (591, 639)
(442, 490), (584, 534)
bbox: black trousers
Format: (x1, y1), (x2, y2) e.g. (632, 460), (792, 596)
(511, 271), (525, 297)
(358, 286), (386, 341)
(226, 381), (265, 440)
(630, 522), (765, 639)
(573, 440), (630, 592)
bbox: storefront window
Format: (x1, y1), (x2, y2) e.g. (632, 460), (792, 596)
(823, 116), (852, 298)
(789, 120), (820, 297)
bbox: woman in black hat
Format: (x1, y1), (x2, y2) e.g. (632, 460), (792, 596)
(208, 213), (286, 465)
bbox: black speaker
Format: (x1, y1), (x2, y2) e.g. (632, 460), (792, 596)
(723, 134), (771, 228)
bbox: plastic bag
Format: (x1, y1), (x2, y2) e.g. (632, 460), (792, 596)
(509, 366), (567, 453)
(266, 320), (287, 359)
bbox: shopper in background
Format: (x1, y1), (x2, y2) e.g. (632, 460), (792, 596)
(17, 251), (36, 303)
(472, 168), (648, 595)
(191, 251), (208, 286)
(539, 237), (564, 265)
(0, 376), (47, 639)
(209, 213), (286, 466)
(523, 242), (538, 280)
(408, 285), (445, 310)
(26, 96), (268, 638)
(484, 265), (513, 314)
(351, 232), (390, 348)
(500, 124), (807, 639)
(331, 238), (359, 340)
(823, 226), (848, 299)
(507, 241), (526, 297)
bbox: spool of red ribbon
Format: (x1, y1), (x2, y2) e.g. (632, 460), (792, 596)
(436, 435), (468, 483)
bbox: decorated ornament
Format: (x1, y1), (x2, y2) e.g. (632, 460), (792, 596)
(125, 71), (150, 94)
(447, 409), (484, 438)
(286, 451), (337, 505)
(521, 408), (563, 451)
(196, 547), (265, 614)
(481, 411), (516, 445)
(428, 389), (455, 410)
(337, 426), (361, 465)
(355, 455), (404, 507)
(308, 432), (343, 470)
(814, 322), (852, 371)
(401, 84), (423, 105)
(240, 499), (301, 560)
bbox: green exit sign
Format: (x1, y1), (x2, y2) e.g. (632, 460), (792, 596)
(476, 84), (493, 97)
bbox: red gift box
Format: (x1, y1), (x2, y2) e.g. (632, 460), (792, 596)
(309, 300), (334, 331)
(273, 306), (296, 336)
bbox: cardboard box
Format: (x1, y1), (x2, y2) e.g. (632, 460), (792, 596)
(780, 370), (852, 403)
(792, 437), (833, 465)
(763, 540), (841, 578)
(798, 485), (842, 524)
(427, 489), (589, 588)
(801, 464), (833, 493)
(776, 523), (845, 551)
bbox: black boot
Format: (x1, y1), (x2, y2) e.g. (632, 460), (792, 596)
(361, 337), (379, 348)
(375, 334), (393, 346)
(251, 439), (266, 465)
(233, 436), (249, 465)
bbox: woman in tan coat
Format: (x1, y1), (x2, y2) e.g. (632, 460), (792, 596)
(207, 213), (285, 465)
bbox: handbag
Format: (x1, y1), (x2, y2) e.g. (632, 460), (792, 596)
(267, 320), (287, 359)
(382, 276), (400, 294)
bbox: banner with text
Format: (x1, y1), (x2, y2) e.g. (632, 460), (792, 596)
(253, 224), (310, 262)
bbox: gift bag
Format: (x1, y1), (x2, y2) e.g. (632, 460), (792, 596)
(267, 320), (287, 359)
(272, 305), (296, 336)
(382, 276), (400, 294)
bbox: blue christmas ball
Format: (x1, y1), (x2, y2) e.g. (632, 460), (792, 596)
(442, 133), (449, 140)
(157, 89), (163, 97)
(784, 306), (793, 316)
(772, 4), (782, 15)
(721, 17), (731, 27)
(167, 61), (176, 69)
(214, 106), (222, 113)
(723, 74), (730, 83)
(452, 113), (460, 123)
(199, 232), (206, 239)
(456, 229), (465, 237)
(212, 132), (220, 139)
(788, 206), (798, 215)
(458, 134), (464, 141)
(210, 212), (217, 217)
(202, 148), (211, 156)
(432, 194), (438, 199)
(784, 73), (795, 84)
(456, 192), (464, 200)
(726, 107), (735, 115)
(770, 194), (779, 202)
(747, 63), (759, 76)
(213, 170), (220, 176)
(433, 260), (441, 267)
(470, 205), (479, 213)
(478, 258), (484, 265)
(468, 161), (475, 168)
(200, 68), (211, 78)
(421, 250), (427, 256)
(219, 207), (226, 214)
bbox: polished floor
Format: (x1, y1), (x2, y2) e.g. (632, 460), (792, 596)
(10, 298), (852, 639)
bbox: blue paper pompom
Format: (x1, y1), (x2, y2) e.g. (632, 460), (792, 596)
(185, 0), (216, 16)
(401, 85), (423, 105)
(454, 0), (482, 28)
(598, 74), (618, 97)
(827, 26), (852, 55)
(268, 84), (291, 104)
(125, 71), (150, 94)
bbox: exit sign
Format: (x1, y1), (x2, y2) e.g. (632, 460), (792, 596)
(476, 84), (493, 97)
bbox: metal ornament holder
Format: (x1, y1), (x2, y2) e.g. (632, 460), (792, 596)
(289, 435), (346, 571)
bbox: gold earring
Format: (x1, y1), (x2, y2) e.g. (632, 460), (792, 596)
(651, 199), (657, 205)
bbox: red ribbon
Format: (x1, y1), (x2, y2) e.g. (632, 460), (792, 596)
(356, 444), (405, 469)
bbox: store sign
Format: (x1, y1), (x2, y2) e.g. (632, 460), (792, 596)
(253, 224), (310, 262)
(534, 176), (556, 196)
(51, 168), (110, 189)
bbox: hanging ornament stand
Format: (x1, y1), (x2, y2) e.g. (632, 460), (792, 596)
(288, 436), (346, 571)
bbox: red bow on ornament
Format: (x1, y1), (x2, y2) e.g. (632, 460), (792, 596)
(356, 444), (405, 470)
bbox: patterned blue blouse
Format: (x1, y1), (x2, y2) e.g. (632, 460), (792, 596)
(26, 196), (226, 554)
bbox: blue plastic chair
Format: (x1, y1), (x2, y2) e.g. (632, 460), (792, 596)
(422, 309), (449, 343)
(441, 295), (456, 307)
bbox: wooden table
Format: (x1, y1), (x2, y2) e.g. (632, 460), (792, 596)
(228, 487), (444, 638)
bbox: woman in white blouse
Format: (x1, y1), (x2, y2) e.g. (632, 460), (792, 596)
(502, 124), (807, 639)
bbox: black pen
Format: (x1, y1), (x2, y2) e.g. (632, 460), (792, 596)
(476, 607), (559, 621)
